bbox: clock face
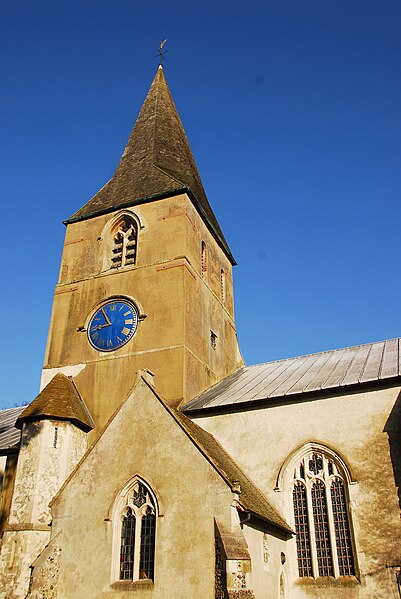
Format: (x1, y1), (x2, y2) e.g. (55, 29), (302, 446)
(87, 299), (138, 352)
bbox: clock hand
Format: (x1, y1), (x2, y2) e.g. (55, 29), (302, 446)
(101, 307), (111, 326)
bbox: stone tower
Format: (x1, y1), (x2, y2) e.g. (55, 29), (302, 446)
(42, 66), (243, 434)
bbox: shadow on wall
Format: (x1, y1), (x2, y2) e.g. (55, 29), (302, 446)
(0, 422), (43, 533)
(384, 391), (401, 512)
(0, 454), (18, 533)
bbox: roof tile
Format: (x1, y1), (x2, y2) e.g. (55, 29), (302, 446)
(66, 67), (234, 264)
(17, 374), (94, 432)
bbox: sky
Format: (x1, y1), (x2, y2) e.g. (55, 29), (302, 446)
(1, 0), (400, 409)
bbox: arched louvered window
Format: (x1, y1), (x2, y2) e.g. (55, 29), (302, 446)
(291, 450), (355, 579)
(201, 241), (207, 275)
(117, 479), (157, 581)
(220, 269), (226, 303)
(111, 216), (138, 269)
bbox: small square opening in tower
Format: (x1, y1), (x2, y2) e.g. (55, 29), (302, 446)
(210, 330), (217, 350)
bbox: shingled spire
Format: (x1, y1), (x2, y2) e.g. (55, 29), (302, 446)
(66, 66), (234, 263)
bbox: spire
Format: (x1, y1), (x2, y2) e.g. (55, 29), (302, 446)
(66, 67), (234, 264)
(16, 373), (94, 432)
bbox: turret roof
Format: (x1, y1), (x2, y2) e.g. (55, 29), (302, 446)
(16, 373), (94, 432)
(66, 67), (235, 264)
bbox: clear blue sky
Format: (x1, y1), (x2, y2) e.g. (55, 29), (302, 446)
(1, 1), (400, 408)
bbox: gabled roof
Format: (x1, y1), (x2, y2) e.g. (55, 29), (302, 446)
(65, 66), (234, 264)
(16, 374), (94, 432)
(0, 406), (25, 454)
(184, 337), (401, 412)
(50, 373), (291, 533)
(154, 380), (292, 534)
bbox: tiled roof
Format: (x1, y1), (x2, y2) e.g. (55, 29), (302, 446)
(66, 66), (234, 264)
(184, 338), (401, 412)
(17, 374), (94, 432)
(154, 382), (292, 533)
(0, 406), (25, 454)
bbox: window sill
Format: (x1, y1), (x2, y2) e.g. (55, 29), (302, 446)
(296, 576), (359, 587)
(110, 580), (154, 591)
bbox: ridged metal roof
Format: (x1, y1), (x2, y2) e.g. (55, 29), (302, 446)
(184, 338), (401, 412)
(0, 406), (25, 454)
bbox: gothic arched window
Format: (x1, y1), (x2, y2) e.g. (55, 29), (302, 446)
(111, 215), (138, 269)
(201, 241), (207, 275)
(117, 479), (157, 582)
(220, 269), (226, 303)
(291, 449), (355, 579)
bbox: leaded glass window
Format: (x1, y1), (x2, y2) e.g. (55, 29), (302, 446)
(293, 482), (312, 576)
(291, 450), (355, 579)
(117, 480), (157, 582)
(120, 508), (135, 580)
(311, 480), (333, 576)
(331, 479), (355, 576)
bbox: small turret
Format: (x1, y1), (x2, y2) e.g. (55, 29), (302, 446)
(0, 374), (93, 598)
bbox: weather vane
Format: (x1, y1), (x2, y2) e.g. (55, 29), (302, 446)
(156, 39), (168, 66)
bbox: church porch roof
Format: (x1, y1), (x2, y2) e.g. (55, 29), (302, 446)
(155, 380), (293, 534)
(184, 337), (401, 412)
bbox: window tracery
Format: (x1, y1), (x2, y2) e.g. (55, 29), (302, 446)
(111, 216), (138, 269)
(291, 450), (355, 579)
(116, 479), (156, 582)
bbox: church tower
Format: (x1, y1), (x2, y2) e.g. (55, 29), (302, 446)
(42, 66), (243, 433)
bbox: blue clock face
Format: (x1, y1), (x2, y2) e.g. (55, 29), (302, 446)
(87, 299), (138, 352)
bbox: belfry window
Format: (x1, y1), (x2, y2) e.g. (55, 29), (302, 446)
(220, 270), (226, 303)
(291, 450), (355, 579)
(201, 241), (207, 275)
(111, 216), (138, 269)
(117, 479), (156, 582)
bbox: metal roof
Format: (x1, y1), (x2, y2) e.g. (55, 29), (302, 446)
(0, 406), (25, 454)
(184, 338), (401, 412)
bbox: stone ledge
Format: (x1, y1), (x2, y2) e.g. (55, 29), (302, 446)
(110, 580), (154, 591)
(296, 576), (360, 587)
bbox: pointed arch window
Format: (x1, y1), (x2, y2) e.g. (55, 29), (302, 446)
(116, 479), (157, 582)
(220, 269), (226, 303)
(111, 216), (138, 269)
(201, 241), (207, 275)
(291, 450), (355, 579)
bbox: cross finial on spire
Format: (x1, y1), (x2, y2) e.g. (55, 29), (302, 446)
(156, 39), (168, 66)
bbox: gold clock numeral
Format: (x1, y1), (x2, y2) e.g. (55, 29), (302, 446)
(92, 331), (99, 340)
(98, 338), (105, 347)
(110, 304), (116, 311)
(121, 327), (130, 336)
(107, 340), (113, 347)
(125, 319), (133, 324)
(117, 336), (122, 343)
(123, 311), (131, 316)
